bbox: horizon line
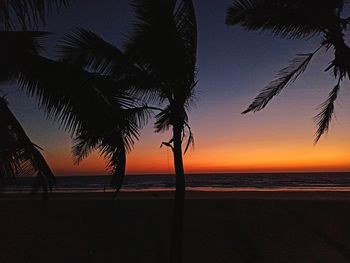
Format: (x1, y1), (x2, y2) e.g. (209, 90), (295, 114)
(53, 170), (350, 177)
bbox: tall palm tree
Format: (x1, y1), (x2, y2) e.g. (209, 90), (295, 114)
(3, 0), (195, 260)
(226, 0), (350, 141)
(56, 1), (197, 261)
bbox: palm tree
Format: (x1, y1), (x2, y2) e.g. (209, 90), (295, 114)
(226, 0), (350, 141)
(3, 0), (196, 261)
(55, 1), (197, 261)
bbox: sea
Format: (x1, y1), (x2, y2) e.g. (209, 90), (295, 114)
(3, 172), (350, 193)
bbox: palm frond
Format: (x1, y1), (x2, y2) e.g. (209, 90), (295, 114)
(123, 106), (152, 129)
(226, 0), (344, 39)
(59, 28), (162, 105)
(314, 81), (340, 143)
(124, 0), (198, 146)
(120, 73), (161, 105)
(71, 106), (148, 163)
(29, 145), (55, 192)
(14, 33), (153, 195)
(72, 132), (129, 195)
(109, 145), (126, 194)
(242, 48), (321, 114)
(126, 0), (197, 85)
(17, 54), (141, 135)
(59, 28), (134, 76)
(183, 122), (194, 154)
(72, 133), (100, 165)
(0, 0), (70, 29)
(154, 105), (172, 133)
(0, 96), (54, 191)
(324, 38), (350, 79)
(71, 104), (150, 195)
(174, 0), (197, 70)
(95, 135), (127, 193)
(0, 31), (48, 82)
(126, 0), (181, 81)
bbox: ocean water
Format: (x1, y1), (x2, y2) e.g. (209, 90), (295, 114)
(3, 172), (350, 193)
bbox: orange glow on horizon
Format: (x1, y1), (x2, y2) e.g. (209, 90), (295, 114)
(43, 94), (350, 176)
(48, 138), (350, 175)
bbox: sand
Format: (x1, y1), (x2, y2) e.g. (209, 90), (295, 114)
(1, 191), (350, 262)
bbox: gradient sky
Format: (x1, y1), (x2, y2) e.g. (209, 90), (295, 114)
(3, 0), (350, 175)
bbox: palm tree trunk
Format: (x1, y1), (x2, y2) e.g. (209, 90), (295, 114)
(169, 124), (185, 263)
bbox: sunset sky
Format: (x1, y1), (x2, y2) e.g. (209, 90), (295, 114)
(3, 0), (350, 175)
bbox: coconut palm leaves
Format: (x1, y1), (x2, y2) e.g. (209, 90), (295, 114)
(58, 0), (197, 155)
(226, 0), (345, 39)
(314, 81), (341, 142)
(242, 50), (321, 114)
(0, 30), (47, 81)
(57, 2), (197, 260)
(58, 28), (160, 103)
(0, 0), (71, 190)
(52, 0), (197, 191)
(227, 0), (350, 141)
(1, 0), (197, 201)
(0, 96), (55, 190)
(0, 0), (70, 29)
(0, 23), (149, 190)
(126, 0), (197, 90)
(125, 0), (197, 145)
(16, 51), (150, 190)
(1, 28), (148, 192)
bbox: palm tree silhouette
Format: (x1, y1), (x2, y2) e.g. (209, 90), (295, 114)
(0, 0), (70, 190)
(3, 1), (196, 261)
(226, 0), (350, 141)
(56, 1), (197, 261)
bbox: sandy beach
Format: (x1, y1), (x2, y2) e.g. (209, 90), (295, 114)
(0, 191), (350, 262)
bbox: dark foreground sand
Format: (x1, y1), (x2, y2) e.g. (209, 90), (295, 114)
(1, 191), (350, 263)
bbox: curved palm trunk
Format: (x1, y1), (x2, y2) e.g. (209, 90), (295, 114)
(169, 124), (185, 263)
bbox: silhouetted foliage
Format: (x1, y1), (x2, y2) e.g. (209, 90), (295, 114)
(56, 1), (197, 262)
(13, 48), (150, 191)
(227, 0), (350, 141)
(0, 96), (55, 190)
(0, 0), (70, 29)
(2, 1), (197, 260)
(0, 0), (71, 190)
(56, 0), (197, 192)
(241, 51), (318, 114)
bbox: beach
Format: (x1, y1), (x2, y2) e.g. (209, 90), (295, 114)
(1, 191), (350, 262)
